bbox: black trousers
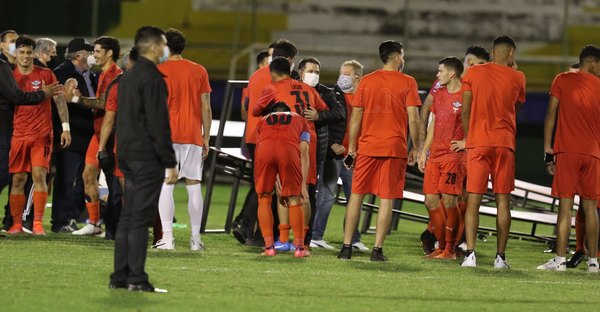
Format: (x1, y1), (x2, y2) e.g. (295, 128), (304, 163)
(111, 159), (164, 284)
(51, 150), (86, 229)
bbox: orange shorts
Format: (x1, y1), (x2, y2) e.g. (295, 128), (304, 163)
(9, 135), (53, 173)
(352, 155), (406, 199)
(552, 153), (600, 200)
(466, 147), (514, 194)
(85, 135), (100, 168)
(254, 143), (302, 197)
(423, 159), (466, 195)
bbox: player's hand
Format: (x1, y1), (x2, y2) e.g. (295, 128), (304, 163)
(203, 142), (210, 159)
(61, 131), (71, 149)
(418, 153), (427, 173)
(450, 139), (466, 152)
(303, 106), (319, 121)
(331, 143), (345, 156)
(165, 167), (178, 184)
(546, 164), (555, 176)
(301, 185), (309, 204)
(41, 81), (61, 99)
(407, 149), (419, 166)
(275, 175), (283, 195)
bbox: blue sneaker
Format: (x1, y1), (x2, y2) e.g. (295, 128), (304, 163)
(274, 240), (290, 252)
(288, 241), (296, 251)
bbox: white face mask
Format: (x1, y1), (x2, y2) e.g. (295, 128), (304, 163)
(8, 43), (16, 56)
(87, 54), (96, 68)
(267, 55), (272, 64)
(302, 72), (320, 87)
(159, 46), (170, 63)
(337, 74), (354, 93)
(290, 62), (295, 74)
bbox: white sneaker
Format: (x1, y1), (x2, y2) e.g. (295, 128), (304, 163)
(536, 258), (566, 271)
(309, 240), (335, 250)
(494, 255), (510, 269)
(190, 237), (206, 251)
(152, 238), (175, 250)
(72, 223), (102, 236)
(587, 261), (599, 273)
(461, 252), (476, 267)
(352, 242), (370, 252)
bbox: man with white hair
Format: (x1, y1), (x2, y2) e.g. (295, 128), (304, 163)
(34, 38), (58, 69)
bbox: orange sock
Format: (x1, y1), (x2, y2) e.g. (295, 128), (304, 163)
(575, 208), (586, 252)
(33, 191), (48, 222)
(257, 195), (274, 247)
(86, 201), (100, 224)
(9, 194), (26, 226)
(289, 204), (305, 249)
(428, 205), (446, 249)
(278, 224), (290, 242)
(444, 206), (459, 253)
(455, 201), (467, 248)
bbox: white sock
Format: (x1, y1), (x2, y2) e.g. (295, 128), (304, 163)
(158, 183), (175, 233)
(589, 257), (598, 265)
(187, 184), (203, 238)
(555, 255), (566, 263)
(162, 231), (173, 241)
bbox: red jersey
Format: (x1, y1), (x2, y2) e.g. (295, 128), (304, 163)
(245, 66), (271, 144)
(429, 86), (465, 161)
(159, 59), (212, 146)
(256, 112), (310, 149)
(341, 92), (354, 154)
(105, 80), (119, 112)
(352, 69), (421, 158)
(550, 71), (600, 158)
(462, 63), (526, 150)
(94, 64), (122, 135)
(12, 66), (57, 140)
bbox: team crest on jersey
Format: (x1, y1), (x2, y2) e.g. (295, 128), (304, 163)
(452, 101), (462, 113)
(31, 80), (42, 90)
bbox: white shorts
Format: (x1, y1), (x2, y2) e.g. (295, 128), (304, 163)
(166, 144), (204, 181)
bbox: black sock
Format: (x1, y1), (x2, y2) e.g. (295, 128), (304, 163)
(373, 247), (382, 252)
(496, 252), (506, 260)
(343, 244), (352, 249)
(466, 249), (474, 256)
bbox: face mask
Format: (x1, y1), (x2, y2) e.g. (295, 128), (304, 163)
(302, 72), (319, 87)
(47, 55), (58, 69)
(87, 54), (96, 68)
(159, 46), (170, 63)
(267, 55), (272, 64)
(337, 74), (354, 93)
(8, 43), (16, 56)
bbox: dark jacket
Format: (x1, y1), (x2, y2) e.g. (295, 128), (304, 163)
(116, 57), (176, 167)
(328, 85), (350, 159)
(314, 84), (345, 162)
(53, 60), (96, 153)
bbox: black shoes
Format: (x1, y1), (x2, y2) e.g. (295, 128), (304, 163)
(370, 247), (388, 262)
(127, 282), (168, 293)
(420, 229), (436, 255)
(337, 244), (353, 260)
(566, 250), (586, 268)
(109, 281), (127, 289)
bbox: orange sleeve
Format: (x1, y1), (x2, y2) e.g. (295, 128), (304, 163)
(199, 67), (212, 93)
(406, 77), (422, 107)
(461, 69), (474, 92)
(253, 85), (275, 117)
(549, 74), (561, 100)
(352, 80), (366, 108)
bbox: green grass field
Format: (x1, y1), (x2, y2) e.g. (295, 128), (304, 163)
(1, 183), (598, 312)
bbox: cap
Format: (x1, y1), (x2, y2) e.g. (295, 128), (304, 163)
(67, 38), (93, 54)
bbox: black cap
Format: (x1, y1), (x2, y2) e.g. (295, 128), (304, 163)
(67, 38), (93, 54)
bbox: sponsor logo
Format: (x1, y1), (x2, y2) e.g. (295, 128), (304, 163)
(31, 80), (42, 90)
(452, 101), (462, 113)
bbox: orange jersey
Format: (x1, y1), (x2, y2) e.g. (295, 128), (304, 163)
(429, 87), (465, 160)
(245, 66), (271, 144)
(12, 66), (57, 140)
(158, 59), (212, 146)
(256, 112), (310, 149)
(94, 64), (122, 135)
(550, 71), (600, 159)
(352, 69), (421, 158)
(342, 92), (354, 153)
(462, 63), (526, 151)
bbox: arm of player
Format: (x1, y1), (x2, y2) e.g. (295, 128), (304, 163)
(543, 96), (559, 175)
(347, 106), (363, 157)
(98, 111), (116, 152)
(53, 94), (71, 149)
(70, 93), (106, 110)
(418, 93), (434, 149)
(418, 113), (435, 173)
(252, 86), (274, 117)
(241, 96), (248, 121)
(201, 92), (212, 159)
(300, 139), (310, 203)
(407, 106), (421, 166)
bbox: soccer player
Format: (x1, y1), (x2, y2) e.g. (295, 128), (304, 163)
(241, 50), (269, 122)
(337, 40), (421, 261)
(457, 36), (526, 268)
(254, 100), (310, 257)
(7, 36), (71, 235)
(537, 45), (600, 272)
(72, 36), (122, 236)
(418, 57), (466, 260)
(155, 28), (212, 251)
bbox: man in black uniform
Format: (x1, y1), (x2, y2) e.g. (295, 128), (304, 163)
(109, 26), (178, 293)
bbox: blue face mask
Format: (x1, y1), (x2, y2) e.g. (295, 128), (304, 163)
(337, 74), (354, 93)
(159, 46), (170, 63)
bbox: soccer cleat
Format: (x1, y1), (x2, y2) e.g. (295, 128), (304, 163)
(152, 238), (175, 250)
(72, 223), (102, 236)
(127, 282), (168, 293)
(294, 248), (311, 258)
(434, 250), (457, 260)
(22, 219), (33, 234)
(262, 246), (276, 257)
(587, 261), (599, 273)
(337, 244), (353, 260)
(190, 237), (206, 251)
(494, 255), (510, 269)
(7, 224), (23, 234)
(68, 219), (79, 231)
(566, 250), (586, 268)
(536, 258), (566, 271)
(273, 240), (291, 252)
(352, 242), (370, 252)
(309, 239), (335, 250)
(32, 223), (45, 236)
(423, 248), (444, 259)
(370, 248), (388, 262)
(461, 252), (477, 267)
(420, 229), (436, 255)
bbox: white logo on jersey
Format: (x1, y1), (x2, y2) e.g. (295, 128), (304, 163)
(31, 80), (42, 90)
(452, 101), (462, 113)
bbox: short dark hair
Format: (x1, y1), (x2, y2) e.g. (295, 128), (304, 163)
(94, 36), (120, 62)
(493, 36), (517, 50)
(378, 40), (403, 64)
(271, 101), (291, 113)
(15, 36), (35, 50)
(579, 45), (600, 64)
(570, 63), (580, 69)
(269, 56), (291, 76)
(439, 56), (464, 77)
(465, 45), (490, 62)
(272, 39), (298, 59)
(268, 41), (277, 50)
(1, 30), (17, 42)
(129, 47), (138, 62)
(166, 28), (186, 55)
(134, 26), (165, 48)
(256, 50), (269, 66)
(298, 57), (321, 71)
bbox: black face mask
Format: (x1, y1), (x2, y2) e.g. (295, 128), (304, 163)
(47, 55), (58, 69)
